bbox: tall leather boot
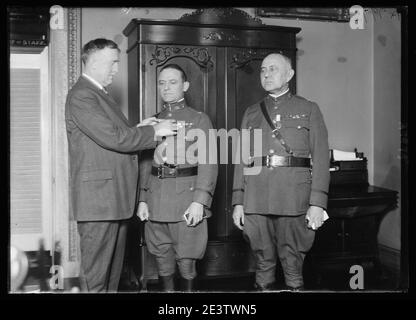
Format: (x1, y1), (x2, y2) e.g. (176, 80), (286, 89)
(159, 275), (175, 292)
(284, 285), (304, 292)
(254, 282), (275, 291)
(180, 277), (195, 292)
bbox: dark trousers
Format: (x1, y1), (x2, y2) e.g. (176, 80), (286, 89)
(77, 220), (128, 292)
(243, 214), (315, 288)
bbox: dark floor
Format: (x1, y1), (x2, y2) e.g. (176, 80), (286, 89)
(117, 263), (401, 293)
(17, 259), (401, 293)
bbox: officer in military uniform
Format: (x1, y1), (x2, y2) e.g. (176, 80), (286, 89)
(232, 53), (330, 291)
(137, 64), (218, 292)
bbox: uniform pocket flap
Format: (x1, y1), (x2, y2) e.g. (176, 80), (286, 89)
(284, 119), (310, 130)
(81, 170), (113, 181)
(296, 170), (312, 184)
(175, 177), (195, 194)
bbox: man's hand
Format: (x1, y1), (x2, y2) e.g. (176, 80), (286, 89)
(136, 116), (160, 127)
(305, 205), (326, 230)
(232, 205), (245, 230)
(137, 202), (149, 221)
(184, 202), (204, 227)
(153, 119), (177, 137)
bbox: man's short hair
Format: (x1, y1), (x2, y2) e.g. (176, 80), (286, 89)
(159, 64), (188, 82)
(81, 38), (120, 64)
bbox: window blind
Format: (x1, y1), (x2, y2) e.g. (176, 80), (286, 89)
(10, 68), (42, 234)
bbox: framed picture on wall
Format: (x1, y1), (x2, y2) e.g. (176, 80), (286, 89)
(256, 7), (350, 22)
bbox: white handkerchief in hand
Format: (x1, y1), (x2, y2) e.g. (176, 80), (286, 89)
(306, 210), (329, 230)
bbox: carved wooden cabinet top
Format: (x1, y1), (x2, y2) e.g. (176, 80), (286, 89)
(123, 8), (301, 52)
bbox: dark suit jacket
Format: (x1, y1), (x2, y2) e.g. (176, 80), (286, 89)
(65, 76), (156, 222)
(232, 92), (330, 215)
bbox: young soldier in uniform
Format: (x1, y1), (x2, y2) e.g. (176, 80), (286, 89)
(137, 64), (218, 292)
(232, 53), (330, 291)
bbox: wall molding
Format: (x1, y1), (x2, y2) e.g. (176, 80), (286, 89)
(67, 7), (81, 264)
(49, 7), (81, 278)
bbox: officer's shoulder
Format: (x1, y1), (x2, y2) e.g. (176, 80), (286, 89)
(291, 94), (315, 105)
(245, 98), (264, 116)
(187, 106), (210, 121)
(290, 95), (320, 110)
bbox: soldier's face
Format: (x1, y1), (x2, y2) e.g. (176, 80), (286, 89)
(158, 68), (189, 103)
(88, 47), (120, 87)
(260, 54), (294, 94)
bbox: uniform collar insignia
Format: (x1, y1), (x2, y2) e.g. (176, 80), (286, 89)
(163, 98), (186, 111)
(268, 90), (291, 104)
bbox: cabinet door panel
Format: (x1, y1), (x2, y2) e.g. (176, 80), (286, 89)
(310, 218), (343, 254)
(344, 216), (378, 254)
(227, 47), (269, 130)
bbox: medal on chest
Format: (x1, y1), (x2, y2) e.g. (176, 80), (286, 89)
(273, 114), (282, 129)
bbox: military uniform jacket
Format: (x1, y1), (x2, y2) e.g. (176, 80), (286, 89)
(232, 91), (330, 215)
(139, 100), (218, 222)
(65, 76), (156, 222)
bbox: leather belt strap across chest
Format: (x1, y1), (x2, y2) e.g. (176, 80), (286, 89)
(260, 100), (294, 156)
(151, 165), (198, 179)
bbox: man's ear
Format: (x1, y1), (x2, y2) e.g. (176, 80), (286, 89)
(87, 56), (98, 72)
(286, 69), (295, 82)
(183, 81), (190, 92)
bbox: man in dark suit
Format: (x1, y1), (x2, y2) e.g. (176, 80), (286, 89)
(232, 53), (330, 291)
(137, 64), (218, 292)
(65, 38), (177, 292)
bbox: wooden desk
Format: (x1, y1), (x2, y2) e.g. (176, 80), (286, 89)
(304, 185), (398, 289)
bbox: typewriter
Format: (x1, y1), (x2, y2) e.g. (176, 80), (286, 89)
(329, 148), (368, 186)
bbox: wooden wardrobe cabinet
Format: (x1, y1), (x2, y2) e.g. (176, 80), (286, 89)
(123, 8), (301, 281)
